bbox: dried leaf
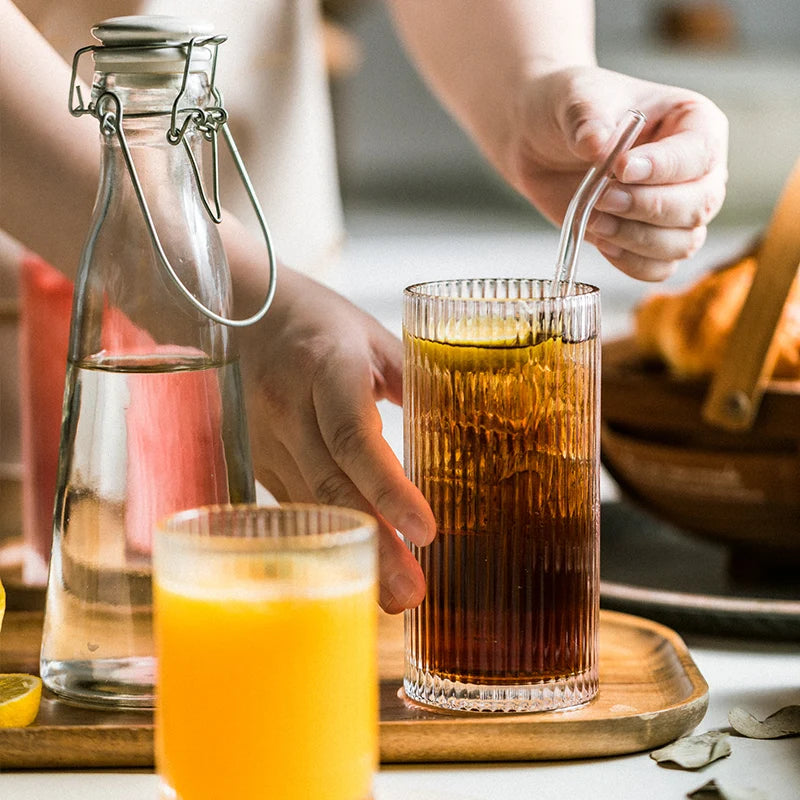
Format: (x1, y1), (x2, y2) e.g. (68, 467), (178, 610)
(687, 778), (768, 800)
(728, 705), (800, 739)
(650, 730), (731, 769)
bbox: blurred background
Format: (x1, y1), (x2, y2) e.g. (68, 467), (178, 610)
(328, 0), (800, 225)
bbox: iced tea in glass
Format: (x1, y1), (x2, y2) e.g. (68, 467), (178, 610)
(403, 279), (600, 712)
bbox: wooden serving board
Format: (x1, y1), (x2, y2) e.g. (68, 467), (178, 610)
(0, 604), (707, 768)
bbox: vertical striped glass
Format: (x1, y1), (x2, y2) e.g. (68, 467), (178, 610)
(403, 279), (600, 712)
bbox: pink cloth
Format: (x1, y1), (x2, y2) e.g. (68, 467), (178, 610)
(124, 346), (229, 555)
(19, 255), (72, 579)
(20, 255), (229, 573)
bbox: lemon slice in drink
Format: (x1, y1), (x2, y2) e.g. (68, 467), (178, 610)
(0, 674), (42, 728)
(441, 314), (535, 348)
(0, 577), (5, 632)
(411, 316), (561, 375)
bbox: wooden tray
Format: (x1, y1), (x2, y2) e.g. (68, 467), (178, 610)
(0, 605), (707, 768)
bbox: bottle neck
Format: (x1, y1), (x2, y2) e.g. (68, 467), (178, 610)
(77, 67), (233, 358)
(91, 69), (214, 137)
(93, 68), (214, 241)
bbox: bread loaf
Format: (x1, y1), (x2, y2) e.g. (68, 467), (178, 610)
(634, 251), (800, 380)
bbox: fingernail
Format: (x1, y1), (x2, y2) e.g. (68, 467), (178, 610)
(590, 213), (619, 238)
(573, 121), (611, 149)
(388, 572), (421, 608)
(401, 511), (434, 545)
(598, 187), (632, 213)
(622, 156), (652, 182)
(379, 585), (403, 614)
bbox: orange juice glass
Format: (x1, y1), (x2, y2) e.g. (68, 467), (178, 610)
(153, 505), (378, 800)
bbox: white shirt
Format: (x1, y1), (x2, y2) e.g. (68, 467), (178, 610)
(14, 0), (345, 277)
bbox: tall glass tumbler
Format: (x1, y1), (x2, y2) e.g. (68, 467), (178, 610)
(403, 279), (600, 712)
(154, 505), (378, 800)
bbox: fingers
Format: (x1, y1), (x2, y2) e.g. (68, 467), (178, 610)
(290, 411), (429, 613)
(261, 348), (434, 613)
(615, 97), (728, 187)
(370, 325), (404, 406)
(264, 396), (430, 613)
(586, 209), (707, 281)
(595, 171), (726, 229)
(239, 272), (433, 613)
(587, 96), (727, 279)
(593, 241), (682, 283)
(589, 162), (725, 279)
(312, 352), (435, 549)
(253, 440), (314, 502)
(377, 526), (427, 614)
(588, 208), (707, 259)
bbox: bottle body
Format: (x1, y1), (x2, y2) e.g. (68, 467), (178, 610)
(41, 355), (252, 707)
(40, 64), (255, 707)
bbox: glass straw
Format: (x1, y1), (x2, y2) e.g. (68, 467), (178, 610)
(551, 109), (647, 296)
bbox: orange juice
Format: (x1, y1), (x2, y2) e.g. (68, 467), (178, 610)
(153, 506), (378, 800)
(155, 547), (377, 800)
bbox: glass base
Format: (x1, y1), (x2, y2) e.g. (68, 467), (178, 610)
(40, 656), (155, 709)
(403, 663), (598, 713)
(158, 780), (178, 800)
(158, 775), (375, 800)
(158, 776), (374, 800)
(158, 775), (181, 800)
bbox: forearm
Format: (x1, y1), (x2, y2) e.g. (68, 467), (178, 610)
(386, 0), (596, 175)
(0, 1), (99, 278)
(0, 2), (277, 307)
(220, 214), (335, 364)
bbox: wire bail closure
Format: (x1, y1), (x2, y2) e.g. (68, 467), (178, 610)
(68, 33), (277, 328)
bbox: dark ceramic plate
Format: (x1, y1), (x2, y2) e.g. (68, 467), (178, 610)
(600, 501), (800, 641)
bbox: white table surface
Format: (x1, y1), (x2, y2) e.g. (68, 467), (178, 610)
(3, 210), (799, 799)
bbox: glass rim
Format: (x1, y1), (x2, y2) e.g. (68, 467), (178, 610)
(403, 278), (599, 301)
(155, 503), (378, 551)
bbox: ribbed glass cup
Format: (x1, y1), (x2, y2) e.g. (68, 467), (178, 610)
(403, 279), (600, 712)
(154, 504), (378, 800)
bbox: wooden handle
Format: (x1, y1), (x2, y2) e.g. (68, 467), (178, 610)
(702, 158), (800, 431)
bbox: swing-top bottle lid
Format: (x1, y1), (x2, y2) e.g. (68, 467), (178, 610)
(67, 15), (277, 329)
(90, 15), (216, 73)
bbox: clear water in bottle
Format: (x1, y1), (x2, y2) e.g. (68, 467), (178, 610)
(40, 352), (254, 707)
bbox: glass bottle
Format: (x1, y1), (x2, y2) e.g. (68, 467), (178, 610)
(40, 16), (276, 708)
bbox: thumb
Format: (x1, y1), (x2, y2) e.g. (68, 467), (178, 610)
(564, 112), (624, 165)
(556, 76), (634, 163)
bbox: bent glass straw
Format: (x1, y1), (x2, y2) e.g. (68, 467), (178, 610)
(551, 108), (647, 296)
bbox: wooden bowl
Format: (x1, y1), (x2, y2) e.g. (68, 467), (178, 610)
(601, 337), (800, 568)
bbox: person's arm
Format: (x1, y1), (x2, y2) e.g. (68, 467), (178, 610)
(0, 0), (433, 612)
(386, 0), (729, 282)
(386, 0), (596, 180)
(0, 0), (99, 278)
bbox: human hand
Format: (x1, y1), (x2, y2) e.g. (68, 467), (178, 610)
(236, 268), (435, 614)
(506, 66), (728, 281)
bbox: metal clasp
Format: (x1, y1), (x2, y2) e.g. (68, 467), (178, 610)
(68, 34), (276, 328)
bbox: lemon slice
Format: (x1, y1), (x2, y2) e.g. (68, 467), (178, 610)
(0, 674), (42, 728)
(443, 315), (532, 346)
(0, 577), (5, 633)
(409, 333), (563, 374)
